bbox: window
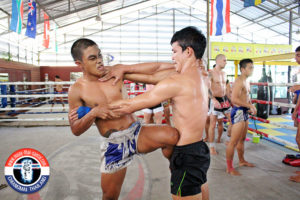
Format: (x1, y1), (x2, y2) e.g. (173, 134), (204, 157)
(0, 73), (9, 82)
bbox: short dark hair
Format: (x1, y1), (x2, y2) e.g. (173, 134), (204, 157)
(296, 46), (300, 52)
(71, 38), (97, 61)
(55, 75), (60, 79)
(170, 26), (206, 59)
(239, 59), (253, 71)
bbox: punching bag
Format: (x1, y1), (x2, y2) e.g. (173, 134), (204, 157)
(10, 85), (16, 108)
(1, 85), (7, 108)
(257, 67), (269, 119)
(267, 69), (273, 114)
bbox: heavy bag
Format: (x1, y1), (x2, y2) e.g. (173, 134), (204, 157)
(257, 68), (269, 119)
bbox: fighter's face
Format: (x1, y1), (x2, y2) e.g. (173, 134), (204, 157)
(243, 63), (254, 77)
(171, 42), (187, 72)
(295, 51), (300, 65)
(79, 45), (105, 77)
(217, 56), (227, 69)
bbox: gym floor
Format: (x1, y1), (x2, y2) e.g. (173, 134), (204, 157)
(0, 124), (299, 200)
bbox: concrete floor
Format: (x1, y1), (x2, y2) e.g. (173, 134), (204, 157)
(0, 125), (300, 200)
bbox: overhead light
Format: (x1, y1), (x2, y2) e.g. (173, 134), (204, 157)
(95, 14), (101, 21)
(95, 1), (102, 22)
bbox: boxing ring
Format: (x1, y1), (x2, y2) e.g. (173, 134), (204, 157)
(0, 80), (299, 152)
(246, 82), (299, 152)
(0, 80), (165, 126)
(0, 81), (71, 126)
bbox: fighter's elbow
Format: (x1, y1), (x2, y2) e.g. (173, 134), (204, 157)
(70, 126), (83, 136)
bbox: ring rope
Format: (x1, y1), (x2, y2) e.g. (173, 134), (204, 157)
(249, 115), (297, 131)
(0, 118), (68, 122)
(250, 82), (300, 87)
(0, 107), (67, 111)
(8, 111), (67, 115)
(0, 81), (74, 85)
(0, 94), (68, 98)
(251, 99), (295, 108)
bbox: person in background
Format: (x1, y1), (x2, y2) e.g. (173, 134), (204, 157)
(51, 75), (65, 112)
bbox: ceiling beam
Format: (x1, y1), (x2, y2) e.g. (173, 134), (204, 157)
(0, 0), (119, 37)
(40, 7), (173, 51)
(231, 11), (299, 43)
(267, 0), (300, 17)
(239, 4), (299, 29)
(40, 6), (253, 52)
(34, 0), (150, 37)
(255, 16), (300, 33)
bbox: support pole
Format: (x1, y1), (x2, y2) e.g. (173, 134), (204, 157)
(288, 11), (292, 113)
(206, 0), (210, 69)
(234, 60), (238, 78)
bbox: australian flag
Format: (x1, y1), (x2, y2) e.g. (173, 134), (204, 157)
(25, 0), (36, 38)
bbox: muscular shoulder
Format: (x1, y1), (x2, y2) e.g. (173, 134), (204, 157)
(233, 77), (244, 88)
(68, 79), (83, 96)
(153, 73), (182, 91)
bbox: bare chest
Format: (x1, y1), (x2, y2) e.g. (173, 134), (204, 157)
(80, 83), (122, 107)
(212, 72), (226, 84)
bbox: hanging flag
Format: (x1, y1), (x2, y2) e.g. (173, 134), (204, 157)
(210, 0), (231, 36)
(54, 24), (58, 52)
(25, 0), (36, 38)
(43, 12), (50, 48)
(244, 0), (266, 7)
(10, 0), (24, 34)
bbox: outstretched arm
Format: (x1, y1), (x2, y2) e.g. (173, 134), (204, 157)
(124, 69), (176, 85)
(99, 62), (175, 84)
(119, 62), (175, 74)
(109, 77), (180, 114)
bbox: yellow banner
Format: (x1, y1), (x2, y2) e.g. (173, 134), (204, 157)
(210, 42), (292, 60)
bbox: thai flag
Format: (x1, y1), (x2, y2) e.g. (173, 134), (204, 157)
(210, 0), (231, 36)
(10, 0), (23, 34)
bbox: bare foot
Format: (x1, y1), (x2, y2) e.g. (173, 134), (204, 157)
(289, 175), (300, 183)
(295, 171), (300, 175)
(210, 147), (218, 155)
(239, 161), (255, 167)
(226, 168), (241, 176)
